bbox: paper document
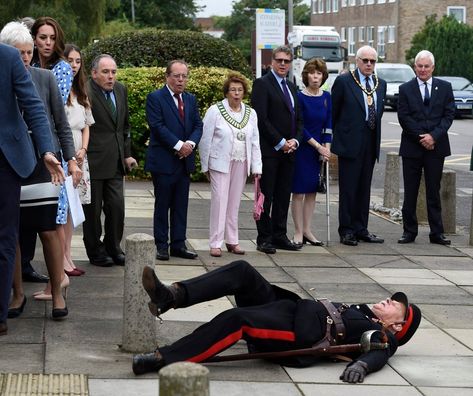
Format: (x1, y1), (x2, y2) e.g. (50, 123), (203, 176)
(65, 176), (85, 228)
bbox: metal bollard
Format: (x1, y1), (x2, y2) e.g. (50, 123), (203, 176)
(440, 169), (456, 234)
(121, 233), (157, 353)
(384, 152), (400, 208)
(159, 362), (209, 396)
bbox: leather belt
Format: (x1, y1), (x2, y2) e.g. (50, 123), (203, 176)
(317, 299), (347, 345)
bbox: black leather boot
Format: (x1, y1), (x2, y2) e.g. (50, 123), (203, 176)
(132, 351), (165, 375)
(142, 266), (185, 317)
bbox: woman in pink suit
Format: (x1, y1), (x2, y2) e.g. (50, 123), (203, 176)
(200, 73), (262, 257)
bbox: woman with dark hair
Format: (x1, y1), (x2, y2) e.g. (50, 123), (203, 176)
(291, 58), (332, 247)
(200, 73), (262, 257)
(57, 44), (94, 276)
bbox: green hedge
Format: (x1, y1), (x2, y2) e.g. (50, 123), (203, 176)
(118, 66), (252, 181)
(83, 29), (252, 77)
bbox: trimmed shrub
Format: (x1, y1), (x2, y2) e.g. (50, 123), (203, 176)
(83, 29), (252, 77)
(117, 66), (252, 181)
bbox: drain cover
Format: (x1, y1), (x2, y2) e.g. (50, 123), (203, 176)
(0, 373), (88, 395)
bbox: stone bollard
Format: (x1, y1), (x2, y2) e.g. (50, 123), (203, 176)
(121, 233), (157, 353)
(440, 169), (456, 234)
(159, 362), (209, 396)
(383, 152), (400, 208)
(416, 172), (428, 224)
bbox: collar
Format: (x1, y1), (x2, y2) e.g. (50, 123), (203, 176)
(166, 84), (181, 98)
(417, 77), (432, 87)
(271, 69), (287, 85)
(357, 69), (374, 85)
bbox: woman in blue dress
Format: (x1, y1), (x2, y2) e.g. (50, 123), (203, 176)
(291, 58), (332, 247)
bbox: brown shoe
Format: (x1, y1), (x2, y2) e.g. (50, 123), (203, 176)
(226, 244), (245, 255)
(210, 248), (222, 257)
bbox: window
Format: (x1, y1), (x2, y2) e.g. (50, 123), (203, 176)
(332, 0), (339, 12)
(448, 6), (466, 23)
(312, 0), (317, 13)
(367, 0), (374, 4)
(341, 0), (347, 7)
(377, 26), (386, 58)
(358, 26), (365, 42)
(377, 0), (386, 3)
(388, 25), (396, 43)
(318, 0), (324, 13)
(348, 27), (356, 55)
(367, 26), (374, 46)
(340, 27), (347, 42)
(359, 0), (365, 4)
(388, 0), (396, 2)
(349, 0), (356, 5)
(326, 0), (331, 12)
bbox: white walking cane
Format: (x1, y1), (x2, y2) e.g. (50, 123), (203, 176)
(325, 160), (330, 246)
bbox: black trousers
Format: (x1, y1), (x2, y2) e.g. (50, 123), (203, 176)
(401, 154), (445, 236)
(256, 154), (295, 244)
(159, 261), (305, 364)
(83, 168), (124, 258)
(337, 128), (377, 237)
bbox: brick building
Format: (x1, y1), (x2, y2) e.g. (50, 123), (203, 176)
(310, 0), (473, 65)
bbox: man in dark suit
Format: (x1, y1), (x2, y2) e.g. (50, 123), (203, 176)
(397, 50), (455, 245)
(332, 46), (387, 246)
(250, 46), (303, 254)
(84, 55), (137, 267)
(0, 43), (64, 335)
(145, 60), (203, 261)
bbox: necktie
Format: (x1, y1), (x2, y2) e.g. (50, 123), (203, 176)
(106, 92), (117, 121)
(281, 79), (296, 136)
(365, 77), (376, 130)
(174, 93), (185, 121)
(424, 82), (430, 106)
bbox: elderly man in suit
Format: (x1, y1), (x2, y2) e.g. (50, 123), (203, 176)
(84, 55), (137, 267)
(145, 60), (203, 261)
(397, 50), (455, 245)
(332, 46), (387, 246)
(0, 43), (64, 335)
(250, 46), (303, 254)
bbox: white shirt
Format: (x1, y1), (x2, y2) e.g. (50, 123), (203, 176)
(417, 77), (432, 101)
(165, 84), (195, 151)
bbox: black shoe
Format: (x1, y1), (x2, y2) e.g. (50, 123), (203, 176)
(156, 248), (169, 261)
(22, 271), (49, 283)
(340, 234), (358, 246)
(111, 253), (125, 266)
(132, 352), (165, 375)
(142, 266), (182, 316)
(52, 306), (68, 320)
(8, 296), (27, 319)
(398, 233), (416, 244)
(303, 235), (324, 246)
(170, 247), (197, 259)
(272, 238), (301, 251)
(89, 255), (114, 267)
(0, 322), (7, 336)
(293, 241), (304, 249)
(256, 242), (276, 254)
(356, 233), (384, 243)
(429, 234), (451, 245)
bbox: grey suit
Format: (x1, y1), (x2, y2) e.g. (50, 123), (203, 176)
(83, 79), (131, 259)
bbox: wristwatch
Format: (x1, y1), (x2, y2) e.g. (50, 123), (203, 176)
(69, 156), (78, 162)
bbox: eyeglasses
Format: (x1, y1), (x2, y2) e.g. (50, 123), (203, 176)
(228, 88), (244, 93)
(169, 73), (188, 80)
(274, 58), (292, 65)
(360, 58), (377, 65)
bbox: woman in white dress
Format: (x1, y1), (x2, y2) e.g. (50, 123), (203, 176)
(200, 73), (262, 257)
(58, 44), (94, 276)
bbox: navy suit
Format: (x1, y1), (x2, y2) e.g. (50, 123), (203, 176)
(397, 77), (455, 237)
(332, 70), (386, 237)
(145, 86), (202, 250)
(0, 44), (53, 324)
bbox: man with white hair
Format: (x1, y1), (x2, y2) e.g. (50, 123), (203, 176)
(397, 50), (455, 245)
(331, 46), (387, 246)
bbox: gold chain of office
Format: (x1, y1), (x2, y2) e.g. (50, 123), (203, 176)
(217, 101), (252, 136)
(351, 70), (379, 106)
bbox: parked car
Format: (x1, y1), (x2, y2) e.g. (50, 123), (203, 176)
(437, 76), (473, 117)
(375, 63), (416, 109)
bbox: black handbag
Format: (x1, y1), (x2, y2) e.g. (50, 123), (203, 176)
(317, 162), (327, 194)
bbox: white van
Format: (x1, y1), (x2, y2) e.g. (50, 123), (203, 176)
(375, 63), (415, 109)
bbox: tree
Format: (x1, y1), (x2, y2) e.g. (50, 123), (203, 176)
(215, 0), (311, 60)
(406, 15), (473, 81)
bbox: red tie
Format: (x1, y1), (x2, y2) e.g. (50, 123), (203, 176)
(174, 93), (184, 121)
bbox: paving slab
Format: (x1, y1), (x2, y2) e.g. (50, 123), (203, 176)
(432, 269), (473, 286)
(418, 386), (473, 396)
(444, 329), (473, 350)
(380, 285), (473, 305)
(359, 268), (452, 286)
(272, 253), (349, 268)
(419, 305), (473, 328)
(340, 254), (422, 269)
(158, 297), (233, 322)
(210, 380), (302, 396)
(407, 255), (473, 270)
(199, 252), (276, 267)
(89, 378), (158, 396)
(286, 267), (375, 286)
(0, 344), (44, 373)
(298, 384), (423, 396)
(151, 264), (207, 282)
(305, 283), (391, 304)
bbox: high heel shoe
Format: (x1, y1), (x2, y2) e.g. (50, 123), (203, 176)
(210, 248), (222, 257)
(225, 244), (245, 255)
(52, 306), (68, 320)
(64, 268), (82, 277)
(8, 296), (27, 319)
(34, 275), (70, 301)
(303, 235), (324, 246)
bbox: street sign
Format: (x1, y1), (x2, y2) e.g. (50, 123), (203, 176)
(256, 8), (285, 49)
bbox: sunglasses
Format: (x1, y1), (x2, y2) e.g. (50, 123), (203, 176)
(360, 58), (377, 65)
(274, 58), (292, 65)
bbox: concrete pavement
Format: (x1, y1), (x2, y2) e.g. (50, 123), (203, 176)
(1, 180), (473, 395)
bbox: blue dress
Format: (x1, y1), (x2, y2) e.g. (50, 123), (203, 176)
(292, 91), (332, 194)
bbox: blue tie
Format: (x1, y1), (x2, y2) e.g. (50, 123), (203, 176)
(424, 82), (430, 106)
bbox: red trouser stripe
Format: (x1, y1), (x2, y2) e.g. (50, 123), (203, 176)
(188, 325), (296, 363)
